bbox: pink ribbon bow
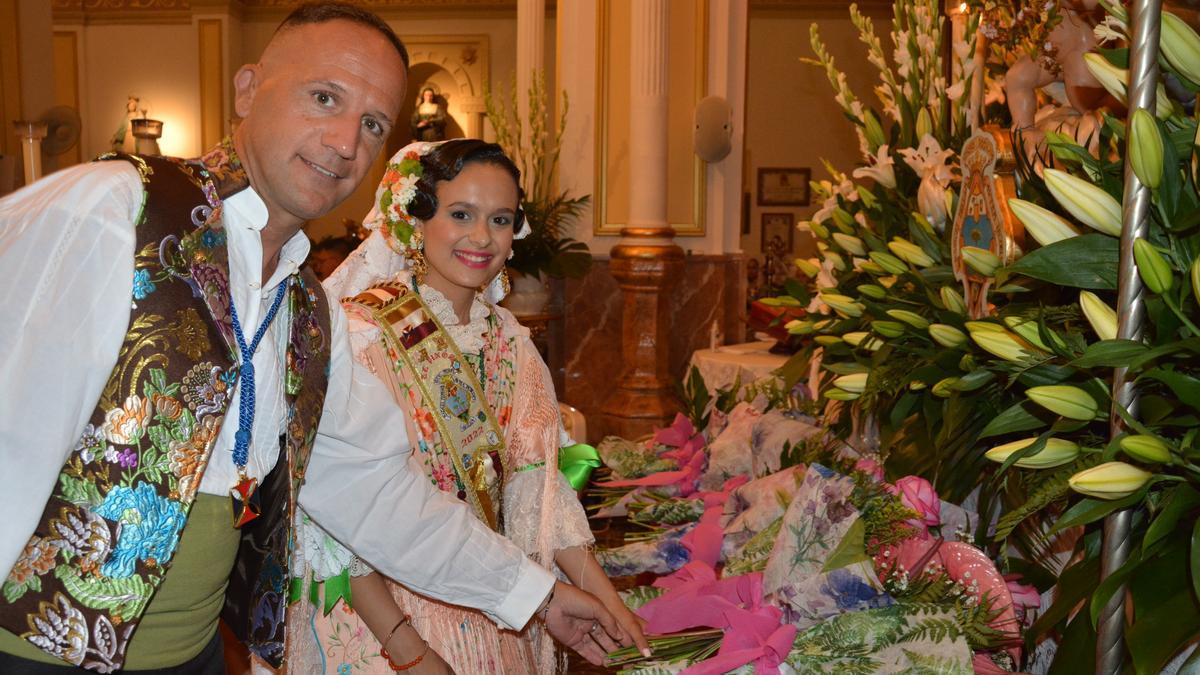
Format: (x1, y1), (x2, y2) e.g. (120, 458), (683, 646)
(679, 475), (750, 567)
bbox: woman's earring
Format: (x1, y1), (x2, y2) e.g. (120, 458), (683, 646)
(500, 268), (511, 297)
(407, 230), (427, 278)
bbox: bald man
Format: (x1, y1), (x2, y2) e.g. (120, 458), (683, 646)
(0, 3), (632, 673)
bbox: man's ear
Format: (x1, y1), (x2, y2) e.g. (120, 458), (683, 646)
(233, 64), (260, 118)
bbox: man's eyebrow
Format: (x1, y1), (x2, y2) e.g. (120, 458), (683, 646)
(308, 79), (393, 126)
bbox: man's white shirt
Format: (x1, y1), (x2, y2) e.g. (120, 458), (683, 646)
(0, 161), (552, 628)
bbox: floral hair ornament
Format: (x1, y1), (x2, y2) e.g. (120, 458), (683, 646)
(370, 140), (442, 256)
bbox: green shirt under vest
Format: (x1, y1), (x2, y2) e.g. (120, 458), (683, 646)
(0, 495), (240, 669)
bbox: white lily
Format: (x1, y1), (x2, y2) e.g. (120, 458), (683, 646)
(852, 144), (897, 189)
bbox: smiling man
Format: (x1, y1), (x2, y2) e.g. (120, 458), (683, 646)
(0, 3), (630, 673)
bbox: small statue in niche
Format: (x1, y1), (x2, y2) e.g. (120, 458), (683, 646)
(110, 95), (141, 153)
(410, 87), (447, 142)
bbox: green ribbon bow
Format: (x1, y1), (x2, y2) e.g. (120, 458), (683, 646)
(559, 443), (601, 491)
(287, 569), (353, 616)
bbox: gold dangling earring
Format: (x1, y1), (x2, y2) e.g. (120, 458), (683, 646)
(407, 230), (427, 279)
(500, 268), (511, 297)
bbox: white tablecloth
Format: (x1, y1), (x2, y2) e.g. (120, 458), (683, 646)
(689, 341), (788, 394)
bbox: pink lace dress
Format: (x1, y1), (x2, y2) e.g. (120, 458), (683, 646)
(287, 272), (593, 675)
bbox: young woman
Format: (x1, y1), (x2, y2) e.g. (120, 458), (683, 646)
(287, 139), (646, 674)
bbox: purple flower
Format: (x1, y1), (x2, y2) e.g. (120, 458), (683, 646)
(118, 449), (138, 469)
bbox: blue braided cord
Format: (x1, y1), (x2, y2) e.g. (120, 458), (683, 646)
(229, 278), (290, 471)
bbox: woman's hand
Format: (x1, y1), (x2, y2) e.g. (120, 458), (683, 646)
(606, 600), (649, 658)
(384, 624), (454, 674)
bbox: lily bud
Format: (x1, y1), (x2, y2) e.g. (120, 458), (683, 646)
(823, 251), (848, 272)
(1043, 168), (1123, 236)
(1026, 385), (1100, 420)
(857, 284), (887, 300)
(961, 246), (1001, 276)
(859, 261), (887, 275)
(872, 320), (906, 338)
(1079, 291), (1118, 340)
(969, 325), (1044, 362)
(810, 221), (831, 240)
(940, 286), (967, 314)
(834, 372), (869, 394)
(909, 380), (927, 391)
(815, 335), (844, 347)
(1083, 53), (1174, 118)
(863, 109), (887, 151)
(825, 388), (860, 401)
(842, 332), (869, 347)
(916, 107), (933, 140)
(870, 251), (910, 275)
(786, 320), (815, 335)
(886, 309), (930, 329)
(795, 258), (821, 277)
(1162, 10), (1200, 86)
(820, 293), (864, 318)
(1129, 109), (1164, 189)
(1192, 258), (1200, 311)
(1120, 434), (1173, 465)
(1133, 239), (1173, 294)
(888, 238), (936, 267)
(1069, 461), (1153, 499)
(833, 233), (867, 256)
(932, 377), (959, 398)
(857, 185), (879, 209)
(986, 437), (1081, 469)
(1008, 198), (1082, 246)
(1003, 316), (1058, 351)
(832, 208), (856, 234)
(928, 323), (967, 348)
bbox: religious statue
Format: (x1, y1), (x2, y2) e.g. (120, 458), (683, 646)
(109, 95), (141, 153)
(410, 87), (447, 142)
(1002, 0), (1108, 163)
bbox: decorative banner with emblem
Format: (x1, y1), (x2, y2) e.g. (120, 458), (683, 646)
(950, 126), (1025, 319)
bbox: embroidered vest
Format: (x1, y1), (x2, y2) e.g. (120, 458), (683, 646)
(0, 143), (331, 671)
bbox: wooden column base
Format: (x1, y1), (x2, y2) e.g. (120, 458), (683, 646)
(599, 238), (684, 439)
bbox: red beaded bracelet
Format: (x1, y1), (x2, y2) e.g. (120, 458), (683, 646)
(380, 645), (427, 672)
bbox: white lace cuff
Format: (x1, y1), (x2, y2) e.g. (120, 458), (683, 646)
(503, 467), (594, 557)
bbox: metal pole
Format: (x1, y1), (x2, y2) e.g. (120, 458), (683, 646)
(1097, 0), (1162, 672)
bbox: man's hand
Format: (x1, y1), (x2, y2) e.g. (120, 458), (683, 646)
(539, 581), (633, 665)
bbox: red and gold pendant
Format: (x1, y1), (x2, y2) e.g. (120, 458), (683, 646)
(230, 473), (261, 528)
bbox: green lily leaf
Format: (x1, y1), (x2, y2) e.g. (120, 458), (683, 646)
(1002, 234), (1120, 290)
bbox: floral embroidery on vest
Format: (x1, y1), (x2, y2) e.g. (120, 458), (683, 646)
(0, 141), (331, 671)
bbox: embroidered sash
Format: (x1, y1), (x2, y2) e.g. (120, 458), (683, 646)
(346, 284), (507, 532)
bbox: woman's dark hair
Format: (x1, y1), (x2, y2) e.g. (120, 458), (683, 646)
(408, 140), (525, 229)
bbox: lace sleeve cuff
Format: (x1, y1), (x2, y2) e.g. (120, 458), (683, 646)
(503, 467), (594, 557)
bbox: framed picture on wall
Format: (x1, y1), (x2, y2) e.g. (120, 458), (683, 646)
(757, 167), (811, 206)
(761, 212), (795, 253)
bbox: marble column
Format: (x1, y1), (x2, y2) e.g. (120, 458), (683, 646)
(601, 0), (684, 439)
(516, 0), (544, 186)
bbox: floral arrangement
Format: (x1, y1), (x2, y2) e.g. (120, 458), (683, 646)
(750, 0), (1200, 671)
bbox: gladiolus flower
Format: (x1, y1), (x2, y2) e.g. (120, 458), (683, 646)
(986, 437), (1080, 469)
(1043, 168), (1123, 236)
(1069, 461), (1153, 499)
(1008, 198), (1082, 246)
(1025, 385), (1100, 420)
(1080, 291), (1118, 340)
